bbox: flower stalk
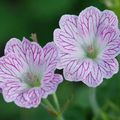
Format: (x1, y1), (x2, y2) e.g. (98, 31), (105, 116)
(52, 93), (65, 120)
(89, 88), (109, 120)
(53, 93), (60, 111)
(42, 99), (57, 115)
(56, 114), (64, 120)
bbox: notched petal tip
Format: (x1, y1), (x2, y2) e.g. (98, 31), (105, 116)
(78, 6), (101, 15)
(101, 9), (118, 27)
(59, 14), (78, 28)
(83, 79), (103, 88)
(14, 88), (42, 108)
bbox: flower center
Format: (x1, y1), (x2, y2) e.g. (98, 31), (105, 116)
(23, 72), (41, 88)
(86, 45), (98, 59)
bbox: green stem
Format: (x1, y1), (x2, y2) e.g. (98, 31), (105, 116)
(41, 99), (57, 114)
(42, 94), (65, 120)
(89, 88), (108, 120)
(56, 114), (64, 120)
(52, 93), (65, 120)
(53, 93), (60, 111)
(89, 88), (100, 116)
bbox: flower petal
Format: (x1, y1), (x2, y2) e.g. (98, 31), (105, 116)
(98, 58), (119, 78)
(5, 38), (44, 67)
(15, 88), (42, 108)
(82, 59), (118, 87)
(43, 42), (59, 70)
(83, 72), (103, 87)
(97, 26), (120, 59)
(82, 62), (103, 87)
(59, 15), (78, 41)
(0, 53), (28, 102)
(63, 59), (104, 87)
(41, 74), (63, 98)
(54, 15), (83, 54)
(100, 10), (118, 28)
(63, 59), (92, 81)
(1, 80), (27, 102)
(5, 38), (26, 61)
(56, 51), (72, 69)
(0, 53), (27, 80)
(22, 38), (44, 66)
(43, 42), (59, 83)
(77, 6), (101, 38)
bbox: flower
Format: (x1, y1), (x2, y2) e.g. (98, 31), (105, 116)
(0, 38), (63, 108)
(54, 6), (120, 87)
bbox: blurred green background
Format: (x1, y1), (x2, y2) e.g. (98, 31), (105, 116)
(0, 0), (120, 120)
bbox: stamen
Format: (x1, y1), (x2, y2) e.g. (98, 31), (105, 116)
(87, 45), (94, 53)
(23, 72), (41, 87)
(86, 45), (98, 59)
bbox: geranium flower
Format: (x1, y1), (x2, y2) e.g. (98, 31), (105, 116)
(54, 6), (120, 87)
(0, 38), (63, 108)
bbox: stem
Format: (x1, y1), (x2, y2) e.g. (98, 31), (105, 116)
(89, 88), (108, 120)
(56, 114), (64, 120)
(52, 93), (65, 120)
(42, 99), (56, 114)
(53, 93), (60, 111)
(89, 88), (100, 116)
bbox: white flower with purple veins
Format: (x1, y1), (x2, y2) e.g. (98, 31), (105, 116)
(54, 6), (120, 87)
(0, 38), (63, 108)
